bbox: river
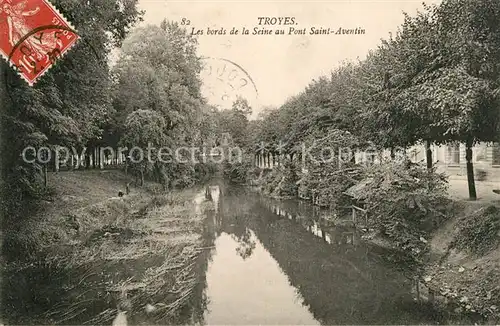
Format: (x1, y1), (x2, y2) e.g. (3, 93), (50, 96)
(193, 183), (449, 325)
(3, 183), (470, 325)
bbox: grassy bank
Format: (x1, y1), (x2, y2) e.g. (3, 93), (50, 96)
(423, 200), (500, 323)
(2, 170), (213, 325)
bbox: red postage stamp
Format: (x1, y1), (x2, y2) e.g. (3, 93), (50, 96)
(0, 0), (79, 86)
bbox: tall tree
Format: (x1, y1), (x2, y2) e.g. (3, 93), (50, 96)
(112, 21), (203, 140)
(120, 110), (169, 186)
(112, 20), (208, 185)
(1, 0), (143, 207)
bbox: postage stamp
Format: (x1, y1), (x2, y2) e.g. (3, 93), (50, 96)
(0, 0), (79, 86)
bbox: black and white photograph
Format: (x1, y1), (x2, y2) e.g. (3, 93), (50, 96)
(1, 0), (500, 325)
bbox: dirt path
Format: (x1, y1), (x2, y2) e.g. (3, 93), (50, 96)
(447, 178), (500, 203)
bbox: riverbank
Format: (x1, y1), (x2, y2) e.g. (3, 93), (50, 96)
(423, 199), (500, 323)
(2, 170), (214, 325)
(248, 167), (500, 323)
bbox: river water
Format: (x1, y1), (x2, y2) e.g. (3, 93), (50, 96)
(3, 183), (466, 325)
(194, 184), (447, 325)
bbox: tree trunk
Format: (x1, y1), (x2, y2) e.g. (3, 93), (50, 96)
(54, 150), (60, 172)
(140, 169), (144, 187)
(465, 138), (477, 201)
(98, 147), (102, 169)
(390, 147), (395, 160)
(85, 153), (91, 169)
(94, 148), (98, 169)
(43, 164), (48, 188)
(425, 140), (433, 170)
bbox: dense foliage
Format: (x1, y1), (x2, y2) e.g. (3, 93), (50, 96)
(451, 205), (500, 256)
(111, 21), (220, 188)
(260, 159), (299, 198)
(1, 0), (143, 216)
(2, 0), (500, 279)
(216, 0), (500, 271)
(356, 162), (451, 265)
(245, 0), (500, 202)
(0, 6), (221, 256)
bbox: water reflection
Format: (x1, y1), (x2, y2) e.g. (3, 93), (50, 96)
(3, 183), (451, 325)
(259, 197), (361, 249)
(203, 232), (319, 325)
(198, 184), (444, 325)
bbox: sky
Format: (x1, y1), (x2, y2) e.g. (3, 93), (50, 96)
(137, 0), (441, 117)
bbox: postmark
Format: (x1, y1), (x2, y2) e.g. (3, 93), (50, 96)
(200, 57), (259, 110)
(0, 0), (80, 86)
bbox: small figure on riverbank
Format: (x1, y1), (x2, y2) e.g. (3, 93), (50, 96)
(111, 309), (127, 326)
(118, 191), (124, 197)
(145, 303), (156, 314)
(112, 289), (131, 326)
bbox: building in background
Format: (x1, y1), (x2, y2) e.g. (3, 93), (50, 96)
(409, 142), (500, 181)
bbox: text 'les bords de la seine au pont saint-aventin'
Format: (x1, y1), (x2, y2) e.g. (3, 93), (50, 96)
(184, 16), (366, 36)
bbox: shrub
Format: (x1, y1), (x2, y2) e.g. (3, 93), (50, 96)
(300, 160), (360, 208)
(168, 163), (196, 189)
(451, 205), (500, 256)
(260, 159), (298, 198)
(298, 128), (364, 208)
(194, 162), (218, 182)
(353, 161), (451, 268)
(223, 153), (254, 184)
